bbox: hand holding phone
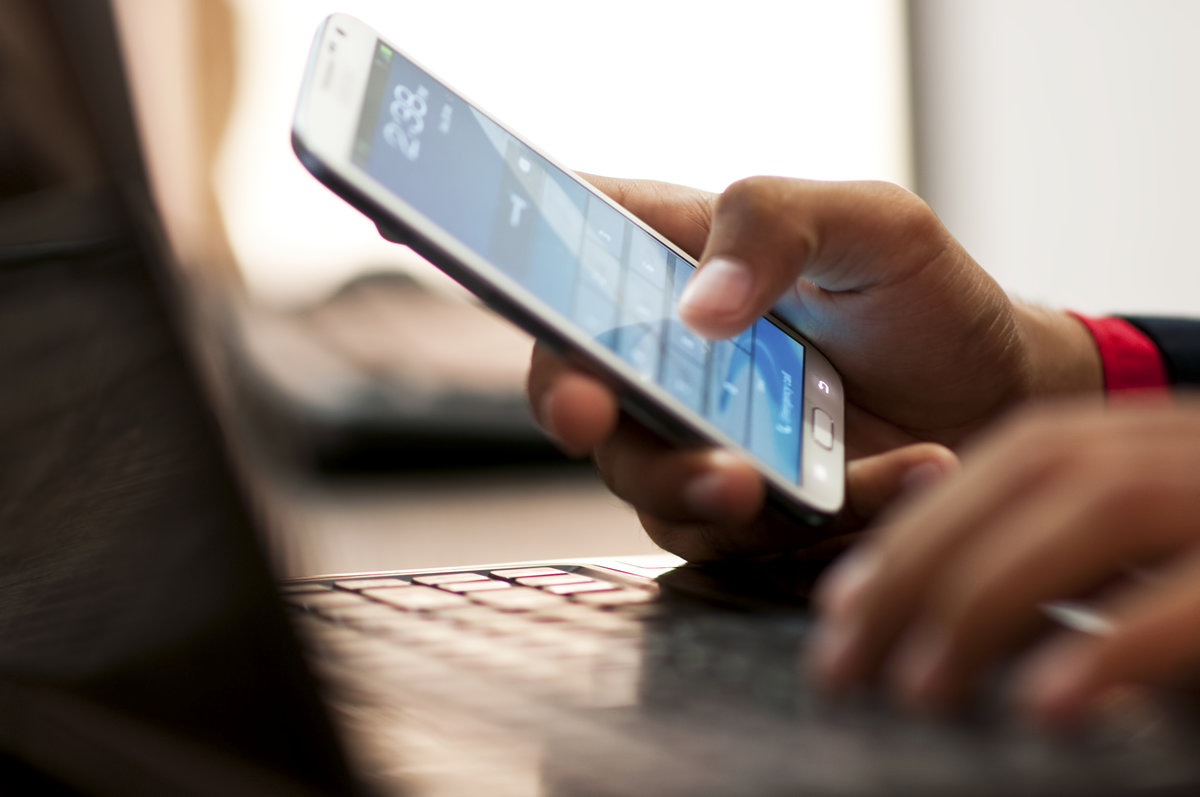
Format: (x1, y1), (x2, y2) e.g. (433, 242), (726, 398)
(538, 160), (1110, 568)
(292, 14), (846, 522)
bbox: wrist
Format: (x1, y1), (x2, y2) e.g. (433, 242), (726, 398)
(1014, 302), (1104, 397)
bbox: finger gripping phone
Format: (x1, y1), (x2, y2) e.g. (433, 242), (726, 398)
(292, 14), (845, 523)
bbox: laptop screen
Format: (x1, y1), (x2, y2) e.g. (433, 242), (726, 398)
(0, 2), (357, 792)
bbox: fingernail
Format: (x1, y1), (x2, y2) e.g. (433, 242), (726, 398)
(1018, 648), (1093, 723)
(816, 550), (879, 619)
(809, 618), (862, 691)
(679, 256), (755, 322)
(901, 460), (950, 495)
(894, 631), (952, 710)
(538, 389), (583, 457)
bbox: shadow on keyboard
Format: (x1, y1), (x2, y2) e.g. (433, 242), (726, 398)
(284, 559), (1200, 796)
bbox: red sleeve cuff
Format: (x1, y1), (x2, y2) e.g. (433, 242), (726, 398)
(1068, 312), (1169, 392)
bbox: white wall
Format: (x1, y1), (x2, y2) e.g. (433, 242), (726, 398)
(912, 0), (1200, 316)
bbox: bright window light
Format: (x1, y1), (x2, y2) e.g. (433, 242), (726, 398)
(216, 0), (911, 305)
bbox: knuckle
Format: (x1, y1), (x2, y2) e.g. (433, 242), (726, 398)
(863, 180), (938, 231)
(862, 179), (918, 204)
(719, 175), (787, 221)
(935, 577), (1004, 639)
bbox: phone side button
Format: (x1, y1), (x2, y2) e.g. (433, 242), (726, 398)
(812, 407), (835, 450)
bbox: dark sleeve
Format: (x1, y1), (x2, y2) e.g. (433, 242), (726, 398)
(1121, 316), (1200, 386)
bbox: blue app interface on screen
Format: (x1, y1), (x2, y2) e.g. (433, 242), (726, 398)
(352, 43), (804, 484)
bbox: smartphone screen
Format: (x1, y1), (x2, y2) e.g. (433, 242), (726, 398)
(344, 41), (811, 485)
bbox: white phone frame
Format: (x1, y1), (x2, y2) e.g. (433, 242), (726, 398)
(292, 14), (845, 521)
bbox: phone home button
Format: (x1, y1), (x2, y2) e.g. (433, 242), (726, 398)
(812, 408), (834, 450)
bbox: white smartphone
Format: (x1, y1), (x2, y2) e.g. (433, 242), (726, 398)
(291, 14), (845, 522)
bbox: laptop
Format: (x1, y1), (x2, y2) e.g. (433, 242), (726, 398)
(3, 2), (1200, 794)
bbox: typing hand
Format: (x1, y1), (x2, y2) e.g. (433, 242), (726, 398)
(812, 398), (1200, 727)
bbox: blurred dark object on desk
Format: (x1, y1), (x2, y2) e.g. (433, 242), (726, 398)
(226, 271), (570, 472)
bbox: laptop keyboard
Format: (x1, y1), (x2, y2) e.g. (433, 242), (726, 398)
(281, 564), (1200, 796)
(283, 565), (659, 709)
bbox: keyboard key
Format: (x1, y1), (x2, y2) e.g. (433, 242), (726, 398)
(369, 585), (470, 611)
(573, 281), (618, 338)
(333, 577), (412, 590)
(614, 322), (663, 381)
(569, 611), (644, 635)
(667, 319), (711, 365)
(622, 266), (669, 326)
(490, 567), (568, 579)
(516, 573), (595, 587)
(322, 602), (411, 631)
(707, 339), (753, 444)
(585, 194), (627, 259)
(661, 348), (706, 413)
(627, 233), (670, 288)
(545, 581), (620, 596)
(469, 587), (567, 611)
(413, 572), (488, 585)
(442, 606), (518, 629)
(440, 580), (513, 593)
(570, 588), (654, 607)
(526, 605), (606, 624)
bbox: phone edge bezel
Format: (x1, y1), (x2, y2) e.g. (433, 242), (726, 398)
(291, 14), (845, 520)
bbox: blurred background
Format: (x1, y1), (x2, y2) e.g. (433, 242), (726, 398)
(912, 0), (1200, 317)
(110, 0), (1200, 575)
(122, 0), (912, 307)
